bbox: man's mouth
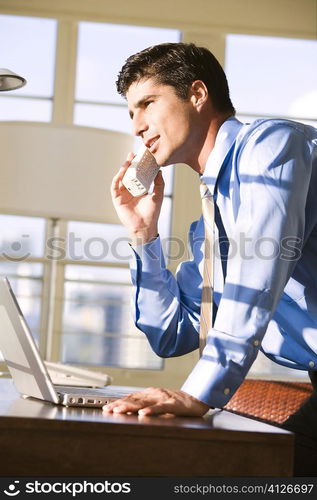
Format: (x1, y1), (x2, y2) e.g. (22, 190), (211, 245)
(146, 136), (160, 153)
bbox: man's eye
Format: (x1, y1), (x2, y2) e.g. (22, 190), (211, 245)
(144, 100), (153, 108)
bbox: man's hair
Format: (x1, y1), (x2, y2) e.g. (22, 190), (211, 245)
(116, 42), (235, 114)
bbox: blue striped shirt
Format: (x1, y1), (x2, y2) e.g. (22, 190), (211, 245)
(130, 117), (317, 408)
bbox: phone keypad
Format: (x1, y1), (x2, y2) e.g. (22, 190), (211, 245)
(127, 178), (146, 194)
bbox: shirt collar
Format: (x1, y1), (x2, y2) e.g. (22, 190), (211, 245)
(200, 116), (244, 195)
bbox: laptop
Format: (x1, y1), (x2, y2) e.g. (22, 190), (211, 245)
(0, 277), (140, 408)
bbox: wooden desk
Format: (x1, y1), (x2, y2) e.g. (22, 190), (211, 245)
(0, 379), (293, 476)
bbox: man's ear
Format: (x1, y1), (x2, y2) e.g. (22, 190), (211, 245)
(190, 80), (209, 109)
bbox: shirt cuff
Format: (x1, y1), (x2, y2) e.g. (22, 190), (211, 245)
(129, 235), (166, 277)
(181, 329), (254, 408)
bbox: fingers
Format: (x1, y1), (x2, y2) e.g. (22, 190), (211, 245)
(110, 151), (135, 197)
(103, 387), (160, 414)
(111, 152), (134, 186)
(104, 400), (141, 414)
(126, 151), (135, 162)
(151, 170), (165, 202)
(154, 170), (165, 189)
(138, 402), (174, 416)
(139, 398), (208, 417)
(103, 394), (148, 415)
(103, 400), (166, 416)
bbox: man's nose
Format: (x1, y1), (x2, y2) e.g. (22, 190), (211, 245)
(132, 114), (148, 137)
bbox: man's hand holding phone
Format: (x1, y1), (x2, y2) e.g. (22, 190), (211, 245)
(122, 145), (160, 197)
(110, 149), (165, 246)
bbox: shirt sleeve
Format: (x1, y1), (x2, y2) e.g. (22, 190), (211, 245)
(181, 121), (313, 408)
(129, 221), (203, 357)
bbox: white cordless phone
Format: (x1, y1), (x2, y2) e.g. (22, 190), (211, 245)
(122, 145), (160, 197)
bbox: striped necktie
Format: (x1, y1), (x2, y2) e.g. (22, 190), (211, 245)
(199, 181), (215, 356)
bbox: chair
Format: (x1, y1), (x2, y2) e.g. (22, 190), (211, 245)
(224, 378), (313, 425)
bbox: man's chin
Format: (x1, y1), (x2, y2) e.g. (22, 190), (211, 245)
(154, 149), (182, 167)
(155, 155), (174, 168)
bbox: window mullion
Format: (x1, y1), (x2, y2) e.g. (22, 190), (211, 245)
(39, 218), (67, 360)
(52, 19), (78, 125)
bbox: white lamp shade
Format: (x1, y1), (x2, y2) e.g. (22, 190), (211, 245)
(0, 122), (134, 223)
(0, 69), (26, 91)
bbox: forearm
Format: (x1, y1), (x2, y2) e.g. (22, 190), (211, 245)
(129, 236), (200, 357)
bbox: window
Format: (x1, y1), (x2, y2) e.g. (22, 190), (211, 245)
(0, 15), (181, 374)
(73, 20), (177, 216)
(60, 220), (167, 368)
(225, 34), (317, 126)
(0, 215), (46, 360)
(63, 22), (180, 368)
(62, 264), (162, 368)
(74, 22), (180, 133)
(0, 15), (57, 122)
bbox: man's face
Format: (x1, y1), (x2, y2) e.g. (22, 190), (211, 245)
(126, 78), (201, 167)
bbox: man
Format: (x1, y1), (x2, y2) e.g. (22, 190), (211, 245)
(104, 42), (317, 470)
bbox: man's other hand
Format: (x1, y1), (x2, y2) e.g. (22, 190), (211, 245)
(102, 387), (210, 417)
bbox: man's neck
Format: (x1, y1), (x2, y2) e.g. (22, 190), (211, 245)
(191, 112), (233, 174)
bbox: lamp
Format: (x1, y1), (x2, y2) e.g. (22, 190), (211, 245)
(0, 68), (26, 91)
